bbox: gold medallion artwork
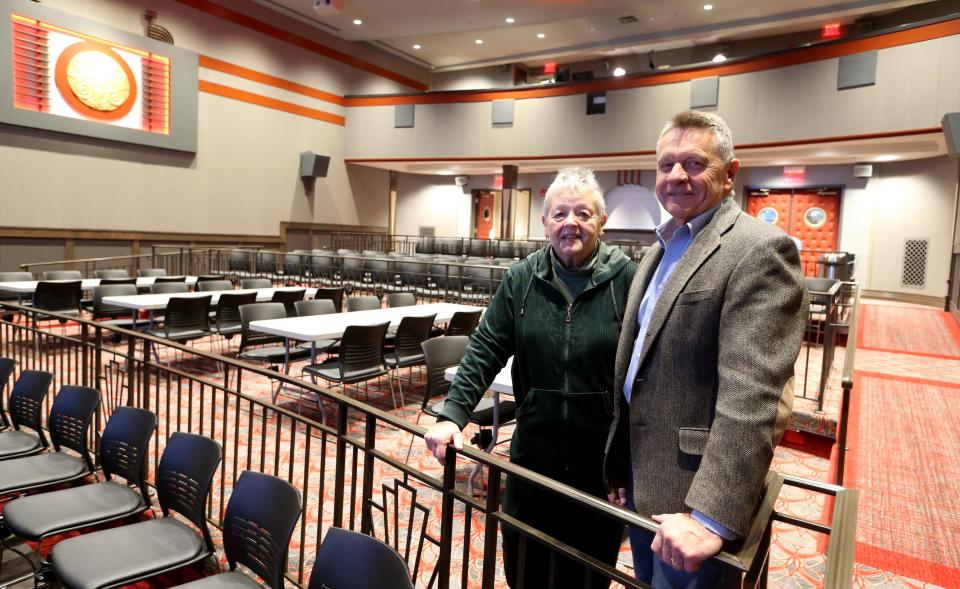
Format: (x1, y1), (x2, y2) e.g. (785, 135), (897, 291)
(65, 49), (131, 112)
(54, 41), (137, 122)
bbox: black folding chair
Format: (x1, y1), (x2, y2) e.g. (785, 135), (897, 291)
(51, 432), (223, 589)
(2, 407), (157, 584)
(0, 357), (14, 430)
(308, 528), (413, 589)
(385, 314), (436, 408)
(271, 289), (306, 317)
(166, 471), (302, 589)
(303, 322), (395, 413)
(0, 370), (54, 461)
(31, 281), (82, 329)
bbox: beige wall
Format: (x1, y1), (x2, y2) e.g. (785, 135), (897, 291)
(346, 35), (960, 158)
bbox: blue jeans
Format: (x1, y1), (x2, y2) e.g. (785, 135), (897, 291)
(627, 524), (724, 588)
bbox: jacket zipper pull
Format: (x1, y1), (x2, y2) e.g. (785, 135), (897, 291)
(565, 303), (572, 323)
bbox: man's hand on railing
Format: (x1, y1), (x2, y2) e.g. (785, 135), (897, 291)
(424, 421), (463, 465)
(650, 513), (724, 574)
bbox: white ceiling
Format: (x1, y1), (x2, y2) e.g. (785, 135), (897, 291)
(252, 0), (939, 71)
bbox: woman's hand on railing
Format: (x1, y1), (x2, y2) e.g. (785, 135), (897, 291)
(424, 420), (463, 465)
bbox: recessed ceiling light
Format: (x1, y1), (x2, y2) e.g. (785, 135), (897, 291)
(352, 18), (362, 25)
(875, 155), (899, 162)
(537, 33), (545, 39)
(475, 39), (483, 44)
(413, 44), (421, 50)
(712, 53), (727, 62)
(703, 4), (714, 10)
(613, 67), (626, 77)
(505, 17), (515, 24)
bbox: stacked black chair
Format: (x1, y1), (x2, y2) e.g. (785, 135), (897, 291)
(32, 280), (82, 327)
(0, 370), (54, 460)
(93, 270), (129, 279)
(241, 278), (272, 289)
(2, 407), (157, 583)
(0, 385), (100, 500)
(51, 432), (223, 589)
(196, 280), (233, 292)
(166, 471), (302, 589)
(308, 527), (413, 589)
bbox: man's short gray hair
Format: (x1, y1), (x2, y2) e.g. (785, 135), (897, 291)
(657, 110), (735, 164)
(542, 167), (606, 218)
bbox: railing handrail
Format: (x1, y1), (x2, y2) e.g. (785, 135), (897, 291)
(19, 252), (154, 272)
(834, 282), (861, 484)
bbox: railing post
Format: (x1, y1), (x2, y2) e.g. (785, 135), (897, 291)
(437, 446), (457, 589)
(835, 378), (852, 484)
(80, 322), (90, 387)
(94, 325), (103, 396)
(141, 338), (151, 411)
(482, 467), (502, 589)
(333, 404), (348, 528)
(360, 412), (376, 535)
(125, 334), (136, 405)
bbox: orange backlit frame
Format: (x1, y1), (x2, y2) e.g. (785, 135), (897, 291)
(11, 14), (171, 134)
(54, 40), (137, 121)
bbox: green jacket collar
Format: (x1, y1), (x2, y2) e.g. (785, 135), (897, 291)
(531, 241), (632, 287)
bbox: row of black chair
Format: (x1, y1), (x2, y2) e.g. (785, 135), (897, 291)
(0, 364), (413, 589)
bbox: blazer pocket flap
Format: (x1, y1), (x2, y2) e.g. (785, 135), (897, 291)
(676, 288), (718, 305)
(678, 427), (711, 455)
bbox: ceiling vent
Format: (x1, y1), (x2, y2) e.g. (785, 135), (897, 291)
(144, 10), (174, 44)
(618, 15), (638, 24)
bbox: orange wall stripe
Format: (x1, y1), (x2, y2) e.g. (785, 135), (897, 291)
(199, 55), (345, 106)
(199, 80), (345, 126)
(344, 128), (943, 164)
(345, 16), (960, 107)
(173, 0), (428, 92)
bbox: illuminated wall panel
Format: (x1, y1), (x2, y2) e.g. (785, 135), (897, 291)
(0, 0), (195, 152)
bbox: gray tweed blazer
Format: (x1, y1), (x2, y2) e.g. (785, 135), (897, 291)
(603, 197), (807, 536)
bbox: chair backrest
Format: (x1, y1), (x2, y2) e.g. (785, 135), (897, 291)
(33, 281), (82, 313)
(49, 386), (101, 471)
(346, 295), (379, 312)
(0, 271), (33, 281)
(91, 284), (138, 319)
(241, 278), (272, 289)
(446, 309), (481, 337)
(283, 254), (303, 276)
(256, 252), (277, 274)
(223, 471), (302, 589)
(156, 432), (222, 552)
(308, 527), (413, 589)
(216, 292), (258, 330)
(163, 296), (212, 338)
(8, 370), (54, 440)
(294, 298), (336, 317)
(99, 277), (137, 285)
(138, 268), (168, 277)
(197, 280), (233, 292)
(271, 289), (306, 317)
(313, 287), (344, 312)
(41, 270), (82, 280)
(150, 282), (189, 294)
(196, 275), (224, 283)
(339, 322), (389, 382)
(0, 357), (15, 428)
(238, 303), (286, 350)
(421, 336), (470, 409)
(93, 269), (129, 279)
(154, 275), (187, 283)
(392, 314), (436, 365)
(386, 292), (416, 308)
(100, 406), (157, 505)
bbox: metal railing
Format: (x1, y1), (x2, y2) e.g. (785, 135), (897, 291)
(0, 303), (857, 588)
(834, 283), (861, 485)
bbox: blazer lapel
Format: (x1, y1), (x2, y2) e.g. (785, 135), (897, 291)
(636, 200), (740, 366)
(613, 243), (662, 402)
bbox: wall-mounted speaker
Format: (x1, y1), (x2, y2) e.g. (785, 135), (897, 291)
(299, 151), (330, 178)
(942, 112), (960, 158)
(853, 164), (874, 178)
(454, 176), (470, 187)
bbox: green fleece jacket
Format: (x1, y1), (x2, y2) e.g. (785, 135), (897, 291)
(440, 241), (637, 478)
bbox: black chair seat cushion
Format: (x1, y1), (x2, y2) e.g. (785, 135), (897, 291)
(385, 352), (425, 368)
(303, 361), (386, 384)
(146, 328), (210, 341)
(0, 452), (89, 494)
(52, 518), (207, 589)
(4, 481), (144, 540)
(213, 324), (242, 337)
(469, 398), (517, 427)
(295, 339), (337, 352)
(0, 431), (42, 459)
(171, 571), (263, 589)
(239, 346), (310, 363)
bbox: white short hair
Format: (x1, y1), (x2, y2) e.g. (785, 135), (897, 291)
(542, 168), (606, 218)
(657, 110), (735, 164)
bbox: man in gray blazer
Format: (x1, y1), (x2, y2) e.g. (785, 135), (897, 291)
(604, 110), (806, 587)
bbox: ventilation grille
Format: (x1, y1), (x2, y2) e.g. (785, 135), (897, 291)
(901, 238), (928, 288)
(418, 226), (436, 239)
